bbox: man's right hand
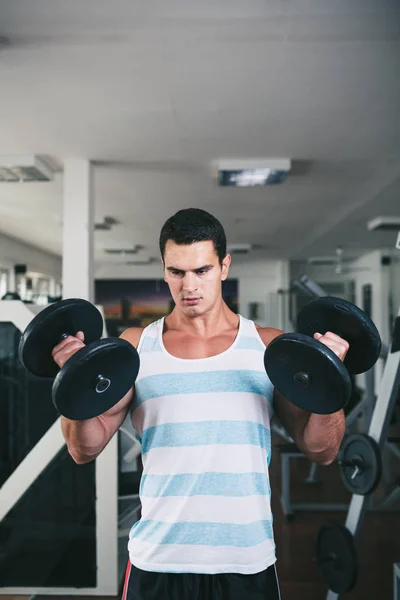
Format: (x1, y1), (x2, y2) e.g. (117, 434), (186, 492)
(51, 331), (85, 368)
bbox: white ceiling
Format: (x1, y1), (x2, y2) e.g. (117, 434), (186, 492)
(0, 0), (399, 266)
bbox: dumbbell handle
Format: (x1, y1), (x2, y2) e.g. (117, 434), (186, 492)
(57, 334), (110, 393)
(338, 458), (363, 479)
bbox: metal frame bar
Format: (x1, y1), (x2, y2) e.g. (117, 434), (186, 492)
(394, 563), (400, 600)
(0, 301), (119, 596)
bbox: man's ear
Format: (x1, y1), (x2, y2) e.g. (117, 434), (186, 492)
(221, 253), (232, 281)
(161, 256), (166, 282)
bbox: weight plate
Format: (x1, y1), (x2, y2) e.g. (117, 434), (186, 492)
(339, 433), (382, 496)
(264, 333), (352, 414)
(316, 524), (358, 593)
(52, 338), (140, 420)
(19, 298), (104, 378)
(297, 297), (382, 375)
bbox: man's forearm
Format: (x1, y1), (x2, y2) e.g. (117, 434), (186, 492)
(61, 390), (133, 464)
(300, 409), (346, 465)
(61, 416), (108, 464)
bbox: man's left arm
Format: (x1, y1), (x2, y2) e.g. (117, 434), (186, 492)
(260, 328), (348, 465)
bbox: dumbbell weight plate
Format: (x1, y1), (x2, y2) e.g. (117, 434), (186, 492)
(52, 338), (140, 420)
(19, 298), (104, 378)
(316, 524), (358, 593)
(264, 333), (352, 414)
(338, 433), (382, 496)
(297, 297), (382, 374)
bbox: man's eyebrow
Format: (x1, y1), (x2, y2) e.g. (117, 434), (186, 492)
(166, 264), (214, 272)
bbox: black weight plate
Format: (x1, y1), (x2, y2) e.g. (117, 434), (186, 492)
(264, 333), (352, 414)
(52, 338), (140, 420)
(297, 297), (382, 375)
(316, 524), (358, 593)
(339, 433), (382, 496)
(19, 298), (104, 378)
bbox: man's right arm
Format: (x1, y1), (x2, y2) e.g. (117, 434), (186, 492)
(57, 327), (143, 464)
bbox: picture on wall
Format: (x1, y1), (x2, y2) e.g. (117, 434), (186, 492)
(95, 278), (238, 336)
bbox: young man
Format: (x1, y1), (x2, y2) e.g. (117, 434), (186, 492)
(55, 208), (347, 600)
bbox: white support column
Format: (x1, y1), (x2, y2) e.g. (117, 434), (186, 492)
(8, 267), (16, 293)
(49, 277), (57, 297)
(62, 159), (94, 302)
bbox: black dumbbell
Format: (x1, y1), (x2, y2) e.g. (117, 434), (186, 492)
(18, 298), (140, 420)
(264, 297), (382, 414)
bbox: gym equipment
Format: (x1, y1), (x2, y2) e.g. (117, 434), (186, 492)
(264, 297), (381, 415)
(316, 524), (358, 594)
(19, 299), (104, 378)
(338, 433), (382, 496)
(18, 298), (140, 420)
(325, 311), (400, 600)
(297, 298), (381, 374)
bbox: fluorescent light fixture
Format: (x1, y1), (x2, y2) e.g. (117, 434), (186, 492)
(95, 216), (121, 231)
(216, 158), (291, 187)
(367, 216), (400, 231)
(307, 256), (338, 265)
(227, 243), (252, 254)
(104, 244), (143, 255)
(0, 155), (53, 182)
(125, 258), (158, 265)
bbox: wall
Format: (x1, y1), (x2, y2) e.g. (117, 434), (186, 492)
(0, 231), (62, 283)
(95, 257), (290, 327)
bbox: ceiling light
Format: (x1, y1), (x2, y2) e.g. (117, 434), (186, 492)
(367, 216), (400, 231)
(125, 258), (158, 265)
(216, 159), (291, 187)
(227, 243), (252, 254)
(95, 215), (121, 230)
(0, 155), (53, 182)
(104, 244), (143, 255)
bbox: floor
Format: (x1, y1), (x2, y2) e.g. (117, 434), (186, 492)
(269, 437), (400, 600)
(2, 431), (399, 600)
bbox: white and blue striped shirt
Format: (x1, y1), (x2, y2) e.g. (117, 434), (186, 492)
(128, 315), (276, 575)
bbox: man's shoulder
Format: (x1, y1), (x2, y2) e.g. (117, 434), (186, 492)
(255, 324), (284, 347)
(119, 327), (144, 349)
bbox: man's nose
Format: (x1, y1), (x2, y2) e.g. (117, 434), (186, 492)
(182, 272), (198, 292)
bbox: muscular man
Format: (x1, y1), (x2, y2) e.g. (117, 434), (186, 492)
(54, 208), (347, 600)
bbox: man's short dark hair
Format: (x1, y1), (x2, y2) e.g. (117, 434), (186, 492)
(159, 208), (227, 264)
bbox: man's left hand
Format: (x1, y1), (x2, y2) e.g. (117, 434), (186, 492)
(313, 331), (350, 362)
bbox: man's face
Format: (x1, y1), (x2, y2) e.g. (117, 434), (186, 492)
(163, 240), (231, 317)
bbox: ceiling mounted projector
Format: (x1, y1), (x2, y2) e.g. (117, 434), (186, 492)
(216, 159), (291, 187)
(0, 155), (53, 182)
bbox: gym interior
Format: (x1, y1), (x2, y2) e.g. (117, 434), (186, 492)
(0, 2), (399, 599)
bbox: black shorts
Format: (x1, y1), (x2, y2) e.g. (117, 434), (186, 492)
(122, 561), (281, 600)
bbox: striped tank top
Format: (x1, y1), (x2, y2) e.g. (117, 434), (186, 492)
(128, 314), (276, 575)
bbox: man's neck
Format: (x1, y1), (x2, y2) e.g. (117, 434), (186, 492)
(166, 302), (238, 337)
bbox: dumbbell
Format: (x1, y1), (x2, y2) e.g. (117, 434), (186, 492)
(264, 297), (382, 414)
(337, 433), (382, 496)
(18, 298), (140, 420)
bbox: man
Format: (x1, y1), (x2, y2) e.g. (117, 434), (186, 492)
(54, 208), (347, 600)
